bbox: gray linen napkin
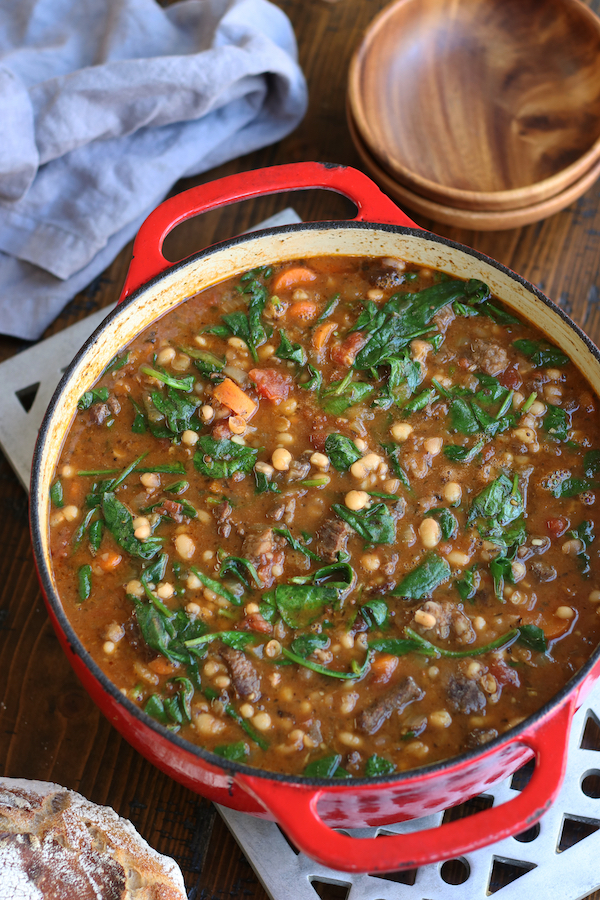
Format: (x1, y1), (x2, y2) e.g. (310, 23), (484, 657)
(0, 0), (307, 340)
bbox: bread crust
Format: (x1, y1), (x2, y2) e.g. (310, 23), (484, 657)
(0, 777), (187, 899)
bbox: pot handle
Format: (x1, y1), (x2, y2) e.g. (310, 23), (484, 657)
(120, 162), (420, 301)
(234, 698), (574, 874)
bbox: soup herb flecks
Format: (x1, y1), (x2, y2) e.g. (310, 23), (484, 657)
(49, 256), (600, 777)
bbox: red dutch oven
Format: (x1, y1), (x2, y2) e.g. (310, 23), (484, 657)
(30, 162), (600, 874)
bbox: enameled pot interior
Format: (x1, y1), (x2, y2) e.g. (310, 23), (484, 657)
(31, 220), (600, 784)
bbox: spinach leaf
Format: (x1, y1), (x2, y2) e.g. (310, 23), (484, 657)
(276, 330), (306, 366)
(88, 519), (103, 554)
(321, 374), (374, 415)
(291, 633), (330, 658)
(141, 552), (168, 586)
(77, 565), (92, 601)
(302, 754), (349, 779)
(450, 397), (481, 435)
(140, 365), (195, 392)
(184, 630), (256, 652)
(325, 434), (362, 471)
(149, 388), (199, 438)
(298, 364), (323, 392)
(213, 741), (250, 762)
(134, 601), (208, 668)
(50, 480), (64, 508)
(272, 583), (338, 628)
(129, 397), (147, 433)
(219, 555), (262, 589)
(466, 473), (523, 528)
(489, 544), (518, 601)
(273, 526), (320, 561)
(392, 553), (451, 599)
(78, 386), (109, 410)
(360, 598), (389, 629)
(102, 493), (162, 560)
(425, 507), (458, 540)
(543, 404), (569, 441)
(102, 352), (130, 376)
(552, 477), (593, 499)
(380, 442), (411, 492)
(254, 469), (281, 494)
(517, 624), (547, 653)
(181, 347), (225, 379)
(584, 450), (600, 479)
(332, 502), (396, 544)
(368, 637), (422, 655)
(281, 645), (371, 680)
(365, 754), (396, 777)
(189, 565), (242, 605)
(455, 565), (480, 603)
(400, 387), (437, 415)
(194, 436), (258, 479)
(512, 339), (569, 368)
(404, 626), (519, 658)
(314, 293), (340, 324)
(443, 437), (486, 463)
(353, 280), (473, 370)
(570, 520), (595, 575)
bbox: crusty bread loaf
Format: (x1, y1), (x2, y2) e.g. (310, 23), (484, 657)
(0, 777), (187, 899)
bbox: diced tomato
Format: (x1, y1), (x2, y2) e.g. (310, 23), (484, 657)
(546, 516), (570, 538)
(488, 659), (520, 690)
(248, 368), (293, 403)
(498, 364), (522, 391)
(240, 613), (273, 634)
(330, 332), (367, 367)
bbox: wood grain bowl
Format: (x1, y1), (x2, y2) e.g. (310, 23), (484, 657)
(348, 0), (600, 212)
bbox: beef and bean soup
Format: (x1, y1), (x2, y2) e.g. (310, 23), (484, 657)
(49, 256), (600, 778)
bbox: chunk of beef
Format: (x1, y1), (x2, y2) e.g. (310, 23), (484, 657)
(471, 338), (509, 376)
(107, 396), (121, 416)
(219, 645), (261, 701)
(213, 500), (233, 537)
(517, 535), (551, 560)
(466, 728), (498, 748)
(316, 518), (353, 562)
(357, 676), (424, 735)
(211, 422), (232, 441)
(447, 674), (486, 715)
(414, 600), (476, 644)
(89, 403), (110, 425)
(153, 499), (184, 523)
(241, 527), (285, 588)
(529, 559), (557, 582)
(285, 459), (311, 483)
(368, 267), (405, 290)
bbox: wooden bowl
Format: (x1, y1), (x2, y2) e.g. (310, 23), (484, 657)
(348, 0), (600, 211)
(347, 106), (600, 230)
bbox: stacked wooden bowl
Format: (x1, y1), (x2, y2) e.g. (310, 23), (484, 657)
(347, 0), (600, 230)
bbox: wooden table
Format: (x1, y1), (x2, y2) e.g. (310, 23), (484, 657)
(2, 1), (600, 897)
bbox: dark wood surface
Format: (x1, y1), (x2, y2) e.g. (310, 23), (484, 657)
(1, 1), (600, 897)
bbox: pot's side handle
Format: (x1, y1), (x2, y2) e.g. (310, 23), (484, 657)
(120, 162), (420, 301)
(234, 699), (573, 874)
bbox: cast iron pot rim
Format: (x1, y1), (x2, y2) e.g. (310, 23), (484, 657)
(30, 217), (600, 789)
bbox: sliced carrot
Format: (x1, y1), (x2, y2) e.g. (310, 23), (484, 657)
(272, 266), (317, 293)
(95, 550), (122, 572)
(287, 300), (318, 321)
(148, 657), (179, 676)
(212, 377), (258, 419)
(312, 322), (337, 354)
(370, 653), (399, 684)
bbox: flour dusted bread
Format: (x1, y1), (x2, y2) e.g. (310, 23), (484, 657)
(0, 777), (187, 899)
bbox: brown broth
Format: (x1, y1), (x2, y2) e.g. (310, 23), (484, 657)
(49, 256), (600, 777)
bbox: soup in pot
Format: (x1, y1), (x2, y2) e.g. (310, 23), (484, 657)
(49, 256), (600, 778)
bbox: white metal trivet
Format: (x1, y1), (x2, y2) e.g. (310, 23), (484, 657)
(2, 206), (599, 900)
